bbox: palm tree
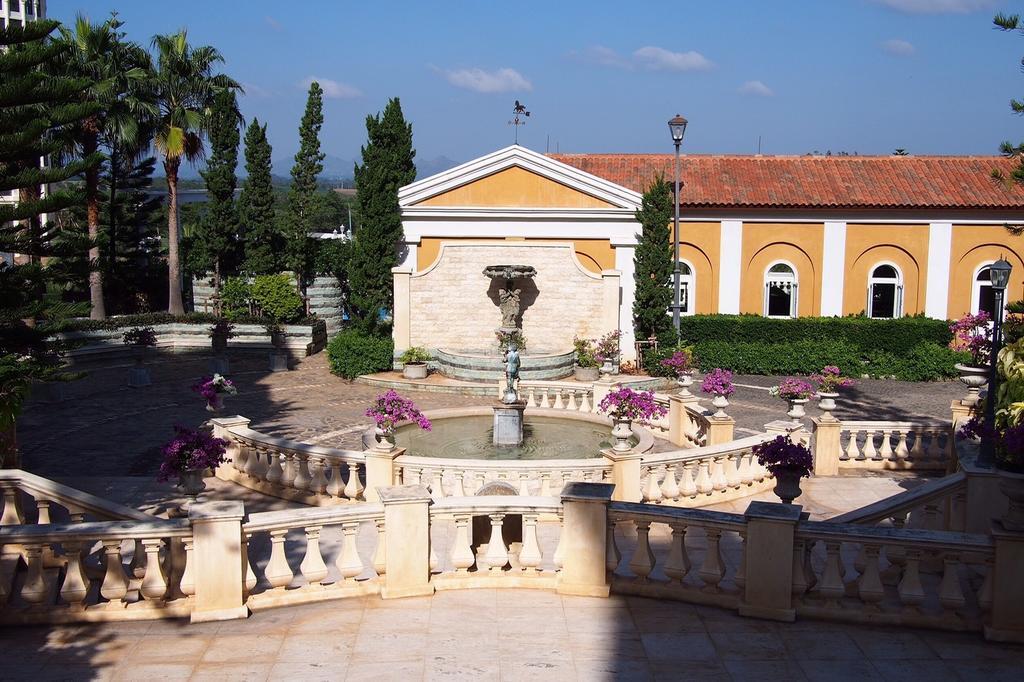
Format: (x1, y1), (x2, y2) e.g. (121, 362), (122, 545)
(150, 29), (240, 315)
(56, 13), (155, 319)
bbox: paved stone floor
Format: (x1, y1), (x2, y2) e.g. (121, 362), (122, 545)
(2, 589), (1022, 681)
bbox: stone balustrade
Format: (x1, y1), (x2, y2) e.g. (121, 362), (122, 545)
(516, 381), (595, 413)
(1, 469), (155, 526)
(396, 456), (611, 499)
(811, 418), (954, 476)
(831, 471), (968, 533)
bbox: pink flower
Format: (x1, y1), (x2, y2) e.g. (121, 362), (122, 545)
(366, 390), (432, 432)
(598, 387), (667, 425)
(701, 368), (734, 396)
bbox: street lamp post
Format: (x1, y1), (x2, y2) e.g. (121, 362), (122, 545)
(979, 257), (1014, 468)
(668, 114), (688, 334)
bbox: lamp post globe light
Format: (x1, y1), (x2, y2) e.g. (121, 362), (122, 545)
(668, 114), (688, 334)
(980, 256), (1013, 468)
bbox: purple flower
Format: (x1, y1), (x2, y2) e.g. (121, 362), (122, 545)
(597, 387), (667, 425)
(191, 374), (237, 406)
(701, 368), (734, 396)
(660, 349), (694, 378)
(810, 365), (855, 393)
(366, 390), (432, 432)
(158, 425), (228, 482)
(770, 377), (816, 401)
(752, 435), (813, 478)
(949, 312), (992, 366)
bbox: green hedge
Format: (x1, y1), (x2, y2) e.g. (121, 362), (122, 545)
(661, 314), (951, 357)
(327, 330), (393, 379)
(54, 311), (319, 333)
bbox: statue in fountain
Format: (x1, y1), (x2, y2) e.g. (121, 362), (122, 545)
(498, 287), (522, 331)
(483, 264), (537, 334)
(502, 343), (521, 405)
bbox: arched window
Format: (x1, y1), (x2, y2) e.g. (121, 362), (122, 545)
(764, 262), (798, 318)
(973, 263), (997, 317)
(677, 260), (695, 315)
(867, 263), (903, 319)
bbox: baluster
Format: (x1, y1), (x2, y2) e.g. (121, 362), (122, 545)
(179, 538), (196, 598)
(711, 457), (728, 490)
(909, 430), (925, 461)
(606, 519), (621, 573)
(526, 385), (537, 407)
(405, 466), (422, 486)
(139, 539), (167, 603)
(430, 539), (440, 575)
(695, 460), (713, 495)
(552, 389), (564, 410)
(538, 388), (549, 408)
(664, 522), (690, 583)
(539, 472), (552, 497)
(723, 455), (740, 488)
(857, 544), (885, 611)
(242, 533), (257, 597)
(938, 552), (966, 615)
(940, 431), (953, 463)
(553, 511), (565, 570)
(977, 556), (994, 613)
(483, 514), (508, 573)
(897, 550), (926, 613)
(925, 429), (942, 461)
(100, 540), (129, 606)
(292, 455), (312, 491)
(566, 390), (578, 412)
(895, 430), (909, 459)
(265, 449), (283, 484)
(792, 539), (814, 598)
(519, 514), (543, 574)
(579, 391), (591, 413)
(281, 453), (297, 488)
(336, 522), (364, 582)
(309, 457), (328, 495)
(679, 463), (698, 497)
(1, 482), (25, 525)
(628, 520), (656, 582)
(232, 439), (249, 472)
(34, 498), (51, 525)
(243, 445), (263, 479)
(815, 542), (845, 607)
(60, 540), (90, 610)
(129, 538), (146, 579)
(698, 529), (726, 593)
(737, 453), (753, 485)
(642, 467), (663, 503)
(344, 462), (364, 500)
(451, 515), (475, 573)
(843, 430), (859, 461)
(452, 471), (467, 497)
(734, 530), (747, 591)
(431, 469), (446, 500)
(517, 471), (530, 496)
(879, 431), (895, 461)
(326, 461), (345, 498)
(661, 464), (680, 501)
(299, 526), (328, 587)
(862, 431), (878, 461)
(372, 519), (386, 576)
(20, 544), (48, 606)
(265, 530), (294, 590)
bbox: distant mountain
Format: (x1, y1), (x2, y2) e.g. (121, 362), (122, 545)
(415, 155), (459, 180)
(272, 153), (355, 181)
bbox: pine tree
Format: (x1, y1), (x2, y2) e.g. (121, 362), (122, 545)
(239, 118), (280, 275)
(193, 89), (242, 296)
(282, 82), (324, 290)
(0, 19), (101, 467)
(632, 177), (674, 340)
(994, 12), (1024, 234)
(349, 97), (416, 331)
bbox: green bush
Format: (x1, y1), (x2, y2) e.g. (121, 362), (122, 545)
(693, 339), (864, 377)
(220, 277), (251, 319)
(54, 311), (318, 333)
(249, 274), (304, 324)
(328, 330), (394, 379)
(399, 346), (431, 363)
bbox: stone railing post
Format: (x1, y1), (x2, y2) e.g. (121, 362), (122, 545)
(557, 482), (614, 598)
(378, 484), (434, 599)
(950, 399), (976, 430)
(209, 416), (251, 480)
(986, 520), (1024, 643)
(189, 500), (248, 623)
(707, 415), (735, 445)
(601, 449), (641, 502)
(668, 394), (701, 447)
(738, 501), (804, 622)
(392, 267), (412, 365)
(363, 446), (405, 503)
(810, 417), (841, 476)
(600, 270), (621, 335)
(958, 439), (1009, 534)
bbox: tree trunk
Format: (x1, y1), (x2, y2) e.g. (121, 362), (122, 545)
(84, 123), (106, 320)
(108, 144), (118, 280)
(166, 158), (185, 315)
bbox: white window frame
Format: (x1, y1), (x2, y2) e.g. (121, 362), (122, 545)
(763, 260), (799, 318)
(972, 261), (997, 318)
(677, 259), (695, 316)
(867, 261), (904, 319)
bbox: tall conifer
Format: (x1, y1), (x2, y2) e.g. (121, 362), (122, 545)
(632, 177), (674, 340)
(349, 97), (416, 331)
(282, 82), (324, 290)
(239, 118), (280, 275)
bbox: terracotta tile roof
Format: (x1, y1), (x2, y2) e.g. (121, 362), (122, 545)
(548, 154), (1024, 210)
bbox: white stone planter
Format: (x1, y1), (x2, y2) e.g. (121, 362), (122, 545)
(955, 363), (989, 406)
(675, 371), (695, 398)
(375, 426), (397, 451)
(205, 394), (225, 414)
(574, 366), (600, 382)
(787, 398), (809, 419)
(711, 394), (729, 418)
(611, 417), (633, 452)
(998, 468), (1024, 531)
(817, 392), (839, 420)
(772, 466), (804, 504)
(403, 362), (428, 380)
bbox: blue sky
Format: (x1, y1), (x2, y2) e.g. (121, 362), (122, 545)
(62, 0), (1024, 171)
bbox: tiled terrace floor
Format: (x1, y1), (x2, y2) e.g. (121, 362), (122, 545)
(3, 589), (1022, 681)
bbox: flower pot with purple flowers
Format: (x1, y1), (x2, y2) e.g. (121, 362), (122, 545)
(810, 366), (855, 420)
(366, 390), (432, 452)
(753, 435), (813, 504)
(158, 426), (228, 515)
(701, 369), (734, 418)
(769, 378), (816, 420)
(598, 387), (668, 452)
(949, 312), (993, 405)
(660, 348), (696, 398)
(595, 330), (622, 377)
(192, 373), (237, 413)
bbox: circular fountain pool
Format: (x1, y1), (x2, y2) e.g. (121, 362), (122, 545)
(388, 408), (654, 460)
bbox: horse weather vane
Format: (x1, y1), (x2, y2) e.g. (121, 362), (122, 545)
(509, 100), (530, 144)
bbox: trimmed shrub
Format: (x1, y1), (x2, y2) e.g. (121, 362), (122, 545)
(53, 311), (319, 333)
(249, 274), (304, 324)
(693, 339), (864, 377)
(220, 277), (251, 318)
(328, 330), (393, 379)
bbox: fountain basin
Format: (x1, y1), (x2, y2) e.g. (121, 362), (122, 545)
(434, 348), (575, 382)
(366, 407), (655, 460)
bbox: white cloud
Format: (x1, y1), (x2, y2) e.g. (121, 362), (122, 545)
(441, 67), (532, 93)
(873, 0), (996, 13)
(633, 46), (714, 72)
(881, 38), (916, 56)
(738, 80), (774, 97)
(300, 76), (362, 99)
(568, 45), (631, 68)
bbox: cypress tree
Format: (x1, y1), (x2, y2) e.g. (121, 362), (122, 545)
(282, 82), (324, 290)
(349, 97), (416, 331)
(193, 89), (242, 294)
(239, 118), (280, 275)
(1, 20), (100, 466)
(632, 177), (674, 340)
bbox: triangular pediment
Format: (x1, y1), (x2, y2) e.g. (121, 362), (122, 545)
(399, 145), (641, 211)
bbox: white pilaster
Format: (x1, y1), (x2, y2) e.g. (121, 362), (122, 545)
(718, 220), (743, 314)
(925, 222), (953, 320)
(614, 245), (637, 360)
(399, 242), (417, 271)
(820, 221), (847, 317)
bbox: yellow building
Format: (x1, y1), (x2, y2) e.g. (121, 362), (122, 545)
(397, 146), (1024, 359)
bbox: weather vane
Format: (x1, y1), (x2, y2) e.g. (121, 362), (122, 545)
(509, 100), (530, 144)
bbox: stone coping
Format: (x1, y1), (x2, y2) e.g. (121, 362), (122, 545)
(357, 370), (668, 396)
